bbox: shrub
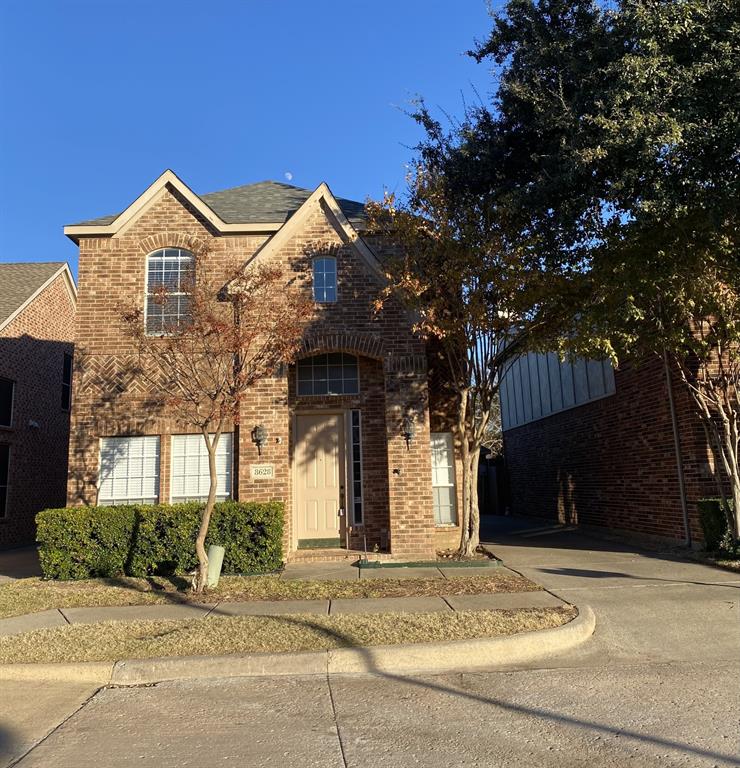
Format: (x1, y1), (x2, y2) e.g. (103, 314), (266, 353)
(37, 501), (284, 580)
(697, 498), (733, 552)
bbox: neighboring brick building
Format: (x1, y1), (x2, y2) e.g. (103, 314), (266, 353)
(0, 262), (77, 548)
(500, 350), (716, 546)
(64, 170), (463, 559)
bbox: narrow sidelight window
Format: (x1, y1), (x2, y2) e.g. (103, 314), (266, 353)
(0, 444), (9, 518)
(145, 248), (194, 335)
(61, 353), (73, 411)
(431, 432), (457, 525)
(0, 379), (13, 428)
(350, 410), (363, 525)
(312, 257), (337, 303)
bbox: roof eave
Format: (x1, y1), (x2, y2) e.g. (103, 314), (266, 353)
(63, 220), (285, 243)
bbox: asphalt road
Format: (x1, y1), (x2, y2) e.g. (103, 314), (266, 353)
(3, 521), (739, 767)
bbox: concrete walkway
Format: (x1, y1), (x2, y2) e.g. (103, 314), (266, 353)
(0, 587), (564, 637)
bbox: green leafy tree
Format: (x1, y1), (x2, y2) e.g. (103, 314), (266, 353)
(470, 0), (740, 535)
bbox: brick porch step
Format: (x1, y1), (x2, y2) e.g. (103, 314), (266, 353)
(287, 548), (395, 563)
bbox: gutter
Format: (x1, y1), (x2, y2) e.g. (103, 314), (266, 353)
(663, 349), (692, 547)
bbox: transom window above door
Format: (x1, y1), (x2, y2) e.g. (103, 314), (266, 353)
(145, 248), (194, 335)
(297, 353), (359, 395)
(312, 257), (337, 303)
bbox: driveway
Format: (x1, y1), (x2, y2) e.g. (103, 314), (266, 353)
(4, 519), (739, 768)
(480, 516), (740, 668)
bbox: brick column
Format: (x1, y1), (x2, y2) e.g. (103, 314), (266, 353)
(237, 370), (291, 553)
(383, 359), (436, 558)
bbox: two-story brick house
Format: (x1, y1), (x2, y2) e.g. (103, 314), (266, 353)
(0, 262), (77, 548)
(64, 170), (462, 560)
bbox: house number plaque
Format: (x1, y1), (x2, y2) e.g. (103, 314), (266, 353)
(250, 464), (275, 480)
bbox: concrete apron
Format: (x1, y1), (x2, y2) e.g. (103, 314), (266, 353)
(0, 605), (594, 685)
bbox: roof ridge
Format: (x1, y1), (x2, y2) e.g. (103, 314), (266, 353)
(200, 179), (313, 196)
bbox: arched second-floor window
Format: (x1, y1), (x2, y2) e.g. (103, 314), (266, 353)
(145, 248), (194, 335)
(312, 257), (337, 303)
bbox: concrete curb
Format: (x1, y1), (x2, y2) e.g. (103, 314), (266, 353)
(0, 606), (595, 684)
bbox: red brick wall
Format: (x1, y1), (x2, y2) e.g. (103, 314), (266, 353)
(0, 272), (76, 547)
(68, 184), (439, 558)
(503, 356), (715, 544)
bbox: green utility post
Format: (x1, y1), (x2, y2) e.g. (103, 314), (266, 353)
(206, 544), (225, 588)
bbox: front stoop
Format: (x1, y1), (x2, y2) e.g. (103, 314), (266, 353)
(286, 548), (394, 563)
(286, 548), (438, 564)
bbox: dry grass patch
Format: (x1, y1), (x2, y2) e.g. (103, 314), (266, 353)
(0, 571), (540, 620)
(0, 607), (577, 664)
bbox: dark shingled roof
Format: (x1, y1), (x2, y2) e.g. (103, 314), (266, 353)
(73, 180), (367, 228)
(0, 262), (66, 327)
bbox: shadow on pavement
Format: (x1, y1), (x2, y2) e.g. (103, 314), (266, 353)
(273, 615), (740, 767)
(537, 566), (740, 589)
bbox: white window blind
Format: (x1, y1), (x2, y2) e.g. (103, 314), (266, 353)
(431, 432), (457, 525)
(171, 433), (233, 502)
(99, 436), (160, 505)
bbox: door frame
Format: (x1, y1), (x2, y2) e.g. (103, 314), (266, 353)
(291, 409), (351, 552)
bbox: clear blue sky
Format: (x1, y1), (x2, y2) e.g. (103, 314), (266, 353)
(0, 0), (495, 276)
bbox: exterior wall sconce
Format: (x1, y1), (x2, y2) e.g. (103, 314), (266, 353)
(251, 425), (268, 456)
(401, 415), (416, 451)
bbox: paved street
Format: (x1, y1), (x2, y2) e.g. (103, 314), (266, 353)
(3, 520), (739, 767)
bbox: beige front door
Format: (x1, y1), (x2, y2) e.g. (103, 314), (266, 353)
(295, 413), (345, 542)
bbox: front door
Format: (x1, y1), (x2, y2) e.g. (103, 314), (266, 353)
(295, 413), (345, 545)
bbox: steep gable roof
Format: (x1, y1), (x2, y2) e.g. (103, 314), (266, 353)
(239, 182), (385, 281)
(0, 262), (77, 332)
(67, 174), (367, 234)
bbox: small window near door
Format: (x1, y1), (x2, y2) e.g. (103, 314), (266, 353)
(350, 410), (363, 525)
(0, 378), (13, 427)
(0, 444), (9, 518)
(61, 353), (73, 411)
(431, 432), (457, 525)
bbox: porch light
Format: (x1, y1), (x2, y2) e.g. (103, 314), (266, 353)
(251, 424), (268, 455)
(401, 415), (415, 450)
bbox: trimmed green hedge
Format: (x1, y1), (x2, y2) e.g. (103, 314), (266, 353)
(36, 501), (284, 580)
(697, 498), (733, 551)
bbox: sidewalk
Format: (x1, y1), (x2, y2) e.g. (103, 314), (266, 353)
(0, 590), (565, 636)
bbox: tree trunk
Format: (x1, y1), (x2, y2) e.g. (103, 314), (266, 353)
(458, 442), (481, 558)
(457, 391), (472, 558)
(193, 426), (222, 593)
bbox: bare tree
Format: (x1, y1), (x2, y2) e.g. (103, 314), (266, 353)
(122, 251), (313, 591)
(672, 302), (740, 538)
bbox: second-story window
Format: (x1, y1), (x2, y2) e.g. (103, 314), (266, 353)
(313, 257), (337, 303)
(0, 378), (13, 428)
(61, 353), (72, 411)
(145, 248), (194, 335)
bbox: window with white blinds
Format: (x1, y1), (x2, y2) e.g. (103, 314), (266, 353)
(431, 432), (457, 525)
(170, 433), (233, 502)
(98, 436), (160, 505)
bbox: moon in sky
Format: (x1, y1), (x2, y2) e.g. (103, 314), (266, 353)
(284, 171), (293, 181)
